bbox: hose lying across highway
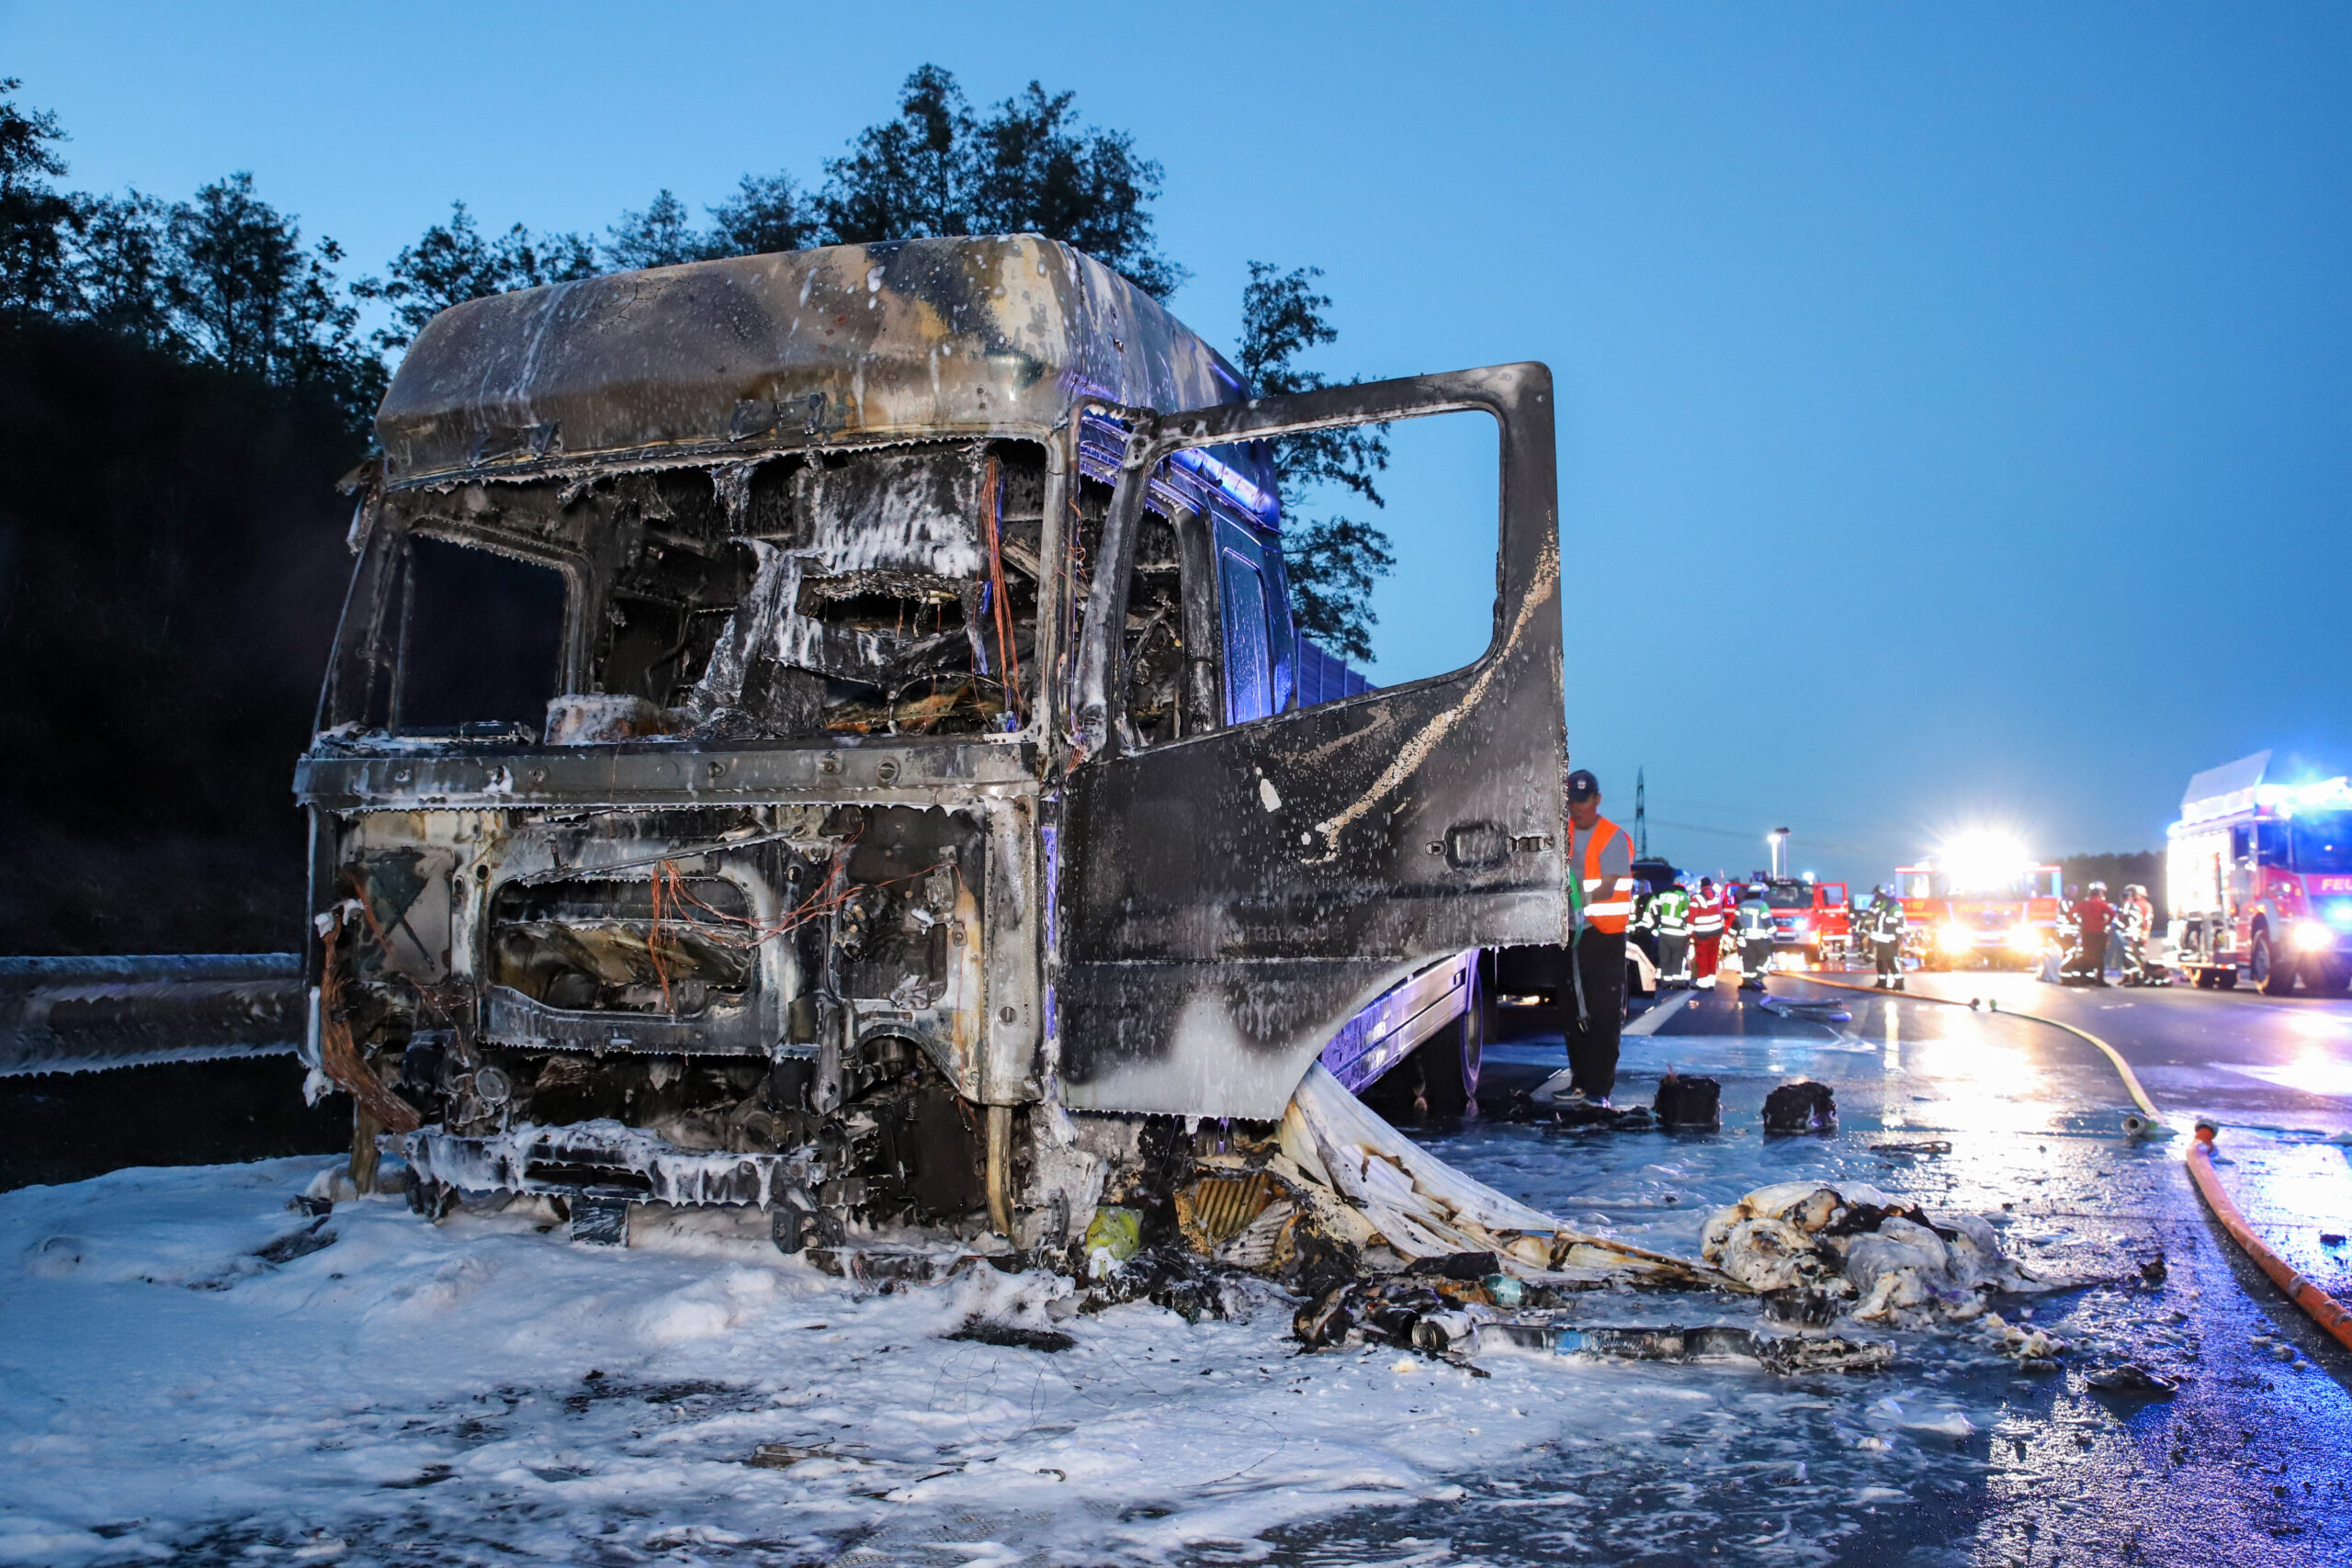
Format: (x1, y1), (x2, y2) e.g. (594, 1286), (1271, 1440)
(1779, 966), (2352, 1355)
(1779, 967), (2159, 1117)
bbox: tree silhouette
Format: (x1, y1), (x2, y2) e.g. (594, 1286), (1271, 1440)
(1239, 262), (1392, 661)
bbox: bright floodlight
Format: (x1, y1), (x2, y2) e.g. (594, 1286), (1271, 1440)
(1940, 830), (2030, 893)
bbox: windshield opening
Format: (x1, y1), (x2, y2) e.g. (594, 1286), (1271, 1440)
(338, 440), (1050, 745)
(390, 536), (568, 736)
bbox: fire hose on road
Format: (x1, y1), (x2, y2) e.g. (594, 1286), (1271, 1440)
(1780, 966), (2352, 1355)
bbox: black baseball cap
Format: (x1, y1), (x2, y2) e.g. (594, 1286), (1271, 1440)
(1566, 769), (1600, 801)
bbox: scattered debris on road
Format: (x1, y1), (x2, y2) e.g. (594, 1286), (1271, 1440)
(1762, 1081), (1839, 1135)
(1701, 1179), (2060, 1327)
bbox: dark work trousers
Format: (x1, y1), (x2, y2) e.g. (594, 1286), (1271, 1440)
(1658, 932), (1690, 983)
(1566, 925), (1628, 1100)
(1872, 938), (1902, 980)
(2079, 923), (2110, 982)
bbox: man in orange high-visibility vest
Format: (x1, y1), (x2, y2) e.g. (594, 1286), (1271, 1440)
(1563, 768), (1637, 1104)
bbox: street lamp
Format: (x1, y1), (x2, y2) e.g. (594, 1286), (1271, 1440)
(1768, 828), (1791, 879)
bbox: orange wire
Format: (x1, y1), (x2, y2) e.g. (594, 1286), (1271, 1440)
(984, 454), (1023, 721)
(649, 860), (675, 1013)
(644, 849), (958, 960)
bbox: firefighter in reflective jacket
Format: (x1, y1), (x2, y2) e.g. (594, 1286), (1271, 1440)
(1564, 768), (1636, 1104)
(1734, 884), (1775, 991)
(1654, 883), (1692, 986)
(2118, 885), (2164, 987)
(1867, 886), (1906, 990)
(1688, 877), (1727, 989)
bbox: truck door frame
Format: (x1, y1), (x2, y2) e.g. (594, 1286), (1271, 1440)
(1055, 364), (1566, 1120)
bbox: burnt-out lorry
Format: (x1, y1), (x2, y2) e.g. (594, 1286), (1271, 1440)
(295, 236), (1566, 1251)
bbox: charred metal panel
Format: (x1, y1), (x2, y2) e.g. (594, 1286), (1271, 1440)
(831, 805), (991, 1100)
(408, 1122), (816, 1207)
(348, 845), (456, 984)
(375, 238), (1264, 493)
(978, 796), (1040, 1104)
(1057, 365), (1567, 1120)
(295, 739), (1039, 812)
(793, 446), (989, 577)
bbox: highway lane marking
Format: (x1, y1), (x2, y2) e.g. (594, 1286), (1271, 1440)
(1624, 993), (1693, 1036)
(2213, 1061), (2352, 1100)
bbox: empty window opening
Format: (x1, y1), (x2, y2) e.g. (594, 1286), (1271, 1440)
(390, 536), (567, 735)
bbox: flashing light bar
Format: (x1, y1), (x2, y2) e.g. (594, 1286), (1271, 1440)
(2254, 776), (2352, 814)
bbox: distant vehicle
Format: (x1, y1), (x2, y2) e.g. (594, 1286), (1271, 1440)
(1754, 877), (1849, 967)
(1894, 852), (2062, 971)
(2168, 751), (2352, 995)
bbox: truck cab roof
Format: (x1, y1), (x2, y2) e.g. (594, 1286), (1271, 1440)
(375, 234), (1277, 511)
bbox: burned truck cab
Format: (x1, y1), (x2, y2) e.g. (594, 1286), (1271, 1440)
(295, 235), (1567, 1248)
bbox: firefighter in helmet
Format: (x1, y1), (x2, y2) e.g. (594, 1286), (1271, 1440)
(1654, 881), (1693, 987)
(2118, 883), (2163, 987)
(1735, 883), (1775, 991)
(1867, 886), (1906, 990)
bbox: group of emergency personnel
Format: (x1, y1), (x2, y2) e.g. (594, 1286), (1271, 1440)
(1630, 875), (1780, 992)
(1849, 879), (2165, 988)
(2053, 880), (2164, 987)
(1552, 767), (2172, 1108)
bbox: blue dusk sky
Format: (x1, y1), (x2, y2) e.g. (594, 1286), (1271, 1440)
(6, 1), (2346, 887)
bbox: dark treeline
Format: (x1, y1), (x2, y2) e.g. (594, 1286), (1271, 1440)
(0, 316), (358, 952)
(0, 69), (1390, 953)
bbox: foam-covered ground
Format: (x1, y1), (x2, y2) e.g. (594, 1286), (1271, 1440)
(3, 987), (2348, 1566)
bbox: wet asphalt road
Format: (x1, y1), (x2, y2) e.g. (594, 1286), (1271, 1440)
(1853, 964), (2352, 1134)
(1269, 972), (2352, 1568)
(1739, 970), (2352, 1565)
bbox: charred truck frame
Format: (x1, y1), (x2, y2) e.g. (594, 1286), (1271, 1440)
(295, 237), (1566, 1250)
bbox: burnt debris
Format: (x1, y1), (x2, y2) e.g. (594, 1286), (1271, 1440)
(1761, 1080), (1838, 1136)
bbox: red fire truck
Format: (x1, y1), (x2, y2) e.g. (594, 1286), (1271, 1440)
(2168, 751), (2352, 996)
(1755, 877), (1849, 967)
(1894, 847), (2063, 971)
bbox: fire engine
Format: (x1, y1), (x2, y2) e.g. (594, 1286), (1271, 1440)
(1894, 840), (2063, 971)
(2168, 751), (2352, 996)
(1752, 876), (1849, 967)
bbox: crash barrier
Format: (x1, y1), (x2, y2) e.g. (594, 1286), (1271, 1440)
(2186, 1124), (2352, 1354)
(1782, 968), (2352, 1355)
(0, 953), (304, 1077)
